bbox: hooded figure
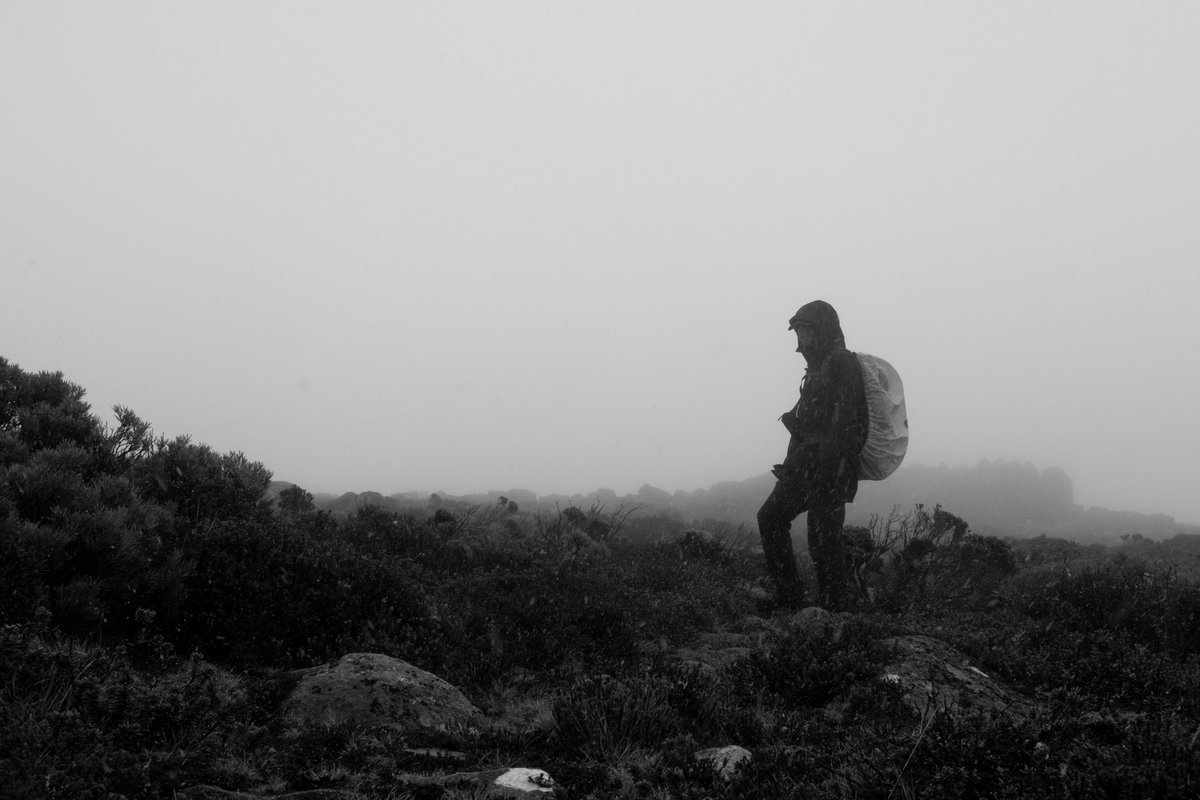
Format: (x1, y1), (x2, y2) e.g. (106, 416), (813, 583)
(758, 300), (868, 610)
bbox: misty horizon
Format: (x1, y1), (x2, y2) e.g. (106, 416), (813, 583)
(265, 455), (1187, 528)
(4, 4), (1198, 525)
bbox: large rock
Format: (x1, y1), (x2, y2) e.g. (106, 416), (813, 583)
(881, 635), (1035, 723)
(282, 652), (483, 734)
(386, 767), (556, 797)
(694, 745), (753, 779)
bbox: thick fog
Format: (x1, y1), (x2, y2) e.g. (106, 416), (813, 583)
(3, 3), (1198, 524)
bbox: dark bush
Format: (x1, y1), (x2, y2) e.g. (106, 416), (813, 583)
(1, 452), (188, 638)
(552, 672), (680, 759)
(0, 517), (50, 625)
(857, 506), (1016, 610)
(174, 520), (432, 668)
(731, 617), (890, 709)
(132, 436), (273, 528)
(676, 528), (734, 563)
(1025, 555), (1200, 654)
(436, 563), (640, 686)
(0, 627), (249, 800)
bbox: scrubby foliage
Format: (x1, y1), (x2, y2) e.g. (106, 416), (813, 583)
(848, 504), (1018, 611)
(1023, 555), (1200, 654)
(0, 623), (253, 799)
(0, 361), (188, 640)
(3, 356), (1200, 798)
(731, 617), (891, 711)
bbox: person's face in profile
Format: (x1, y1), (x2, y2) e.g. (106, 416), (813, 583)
(793, 323), (817, 355)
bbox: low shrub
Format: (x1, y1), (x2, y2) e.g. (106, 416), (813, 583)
(551, 670), (684, 761)
(173, 520), (432, 669)
(423, 526), (755, 686)
(436, 564), (641, 686)
(854, 505), (1017, 611)
(0, 626), (256, 800)
(731, 617), (890, 710)
(1024, 554), (1200, 654)
(676, 528), (740, 563)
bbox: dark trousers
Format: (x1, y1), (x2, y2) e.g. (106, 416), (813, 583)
(757, 477), (849, 610)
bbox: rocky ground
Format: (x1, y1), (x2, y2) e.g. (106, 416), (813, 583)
(169, 605), (1043, 799)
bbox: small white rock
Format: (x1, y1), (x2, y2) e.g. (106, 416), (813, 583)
(493, 767), (555, 793)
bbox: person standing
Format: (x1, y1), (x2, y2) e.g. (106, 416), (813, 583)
(757, 300), (868, 610)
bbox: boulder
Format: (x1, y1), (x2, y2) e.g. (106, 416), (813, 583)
(669, 627), (760, 674)
(398, 767), (555, 797)
(694, 745), (752, 779)
(783, 606), (851, 640)
(880, 635), (1035, 723)
(281, 652), (483, 734)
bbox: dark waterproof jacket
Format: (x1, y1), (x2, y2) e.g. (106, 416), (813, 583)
(779, 301), (869, 503)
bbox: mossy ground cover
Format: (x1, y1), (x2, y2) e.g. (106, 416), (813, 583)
(3, 358), (1199, 798)
(4, 507), (1200, 799)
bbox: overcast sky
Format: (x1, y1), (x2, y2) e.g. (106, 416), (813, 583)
(3, 2), (1198, 523)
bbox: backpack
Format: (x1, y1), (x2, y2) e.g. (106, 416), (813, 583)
(854, 353), (908, 481)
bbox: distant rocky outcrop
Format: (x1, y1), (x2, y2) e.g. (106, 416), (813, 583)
(636, 483), (674, 504)
(281, 652), (483, 735)
(318, 490), (387, 514)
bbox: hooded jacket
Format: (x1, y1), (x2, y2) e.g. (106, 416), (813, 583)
(779, 301), (868, 503)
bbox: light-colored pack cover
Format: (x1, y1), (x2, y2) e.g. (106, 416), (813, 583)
(855, 353), (908, 480)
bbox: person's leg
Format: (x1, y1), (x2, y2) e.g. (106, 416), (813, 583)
(807, 501), (849, 610)
(757, 478), (810, 609)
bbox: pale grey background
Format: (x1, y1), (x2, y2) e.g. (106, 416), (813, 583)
(3, 3), (1197, 522)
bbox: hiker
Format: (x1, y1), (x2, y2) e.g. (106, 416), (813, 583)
(758, 300), (868, 610)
